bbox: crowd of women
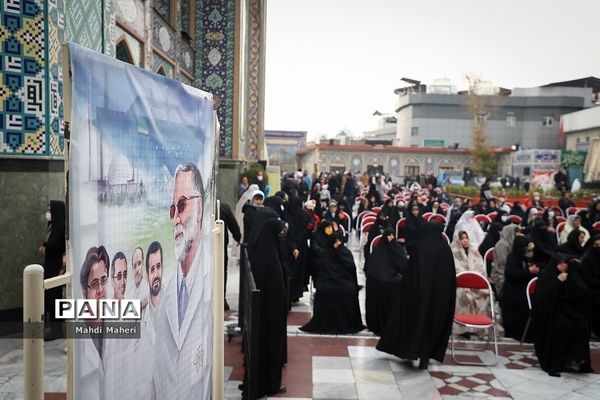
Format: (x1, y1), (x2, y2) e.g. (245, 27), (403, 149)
(235, 171), (600, 395)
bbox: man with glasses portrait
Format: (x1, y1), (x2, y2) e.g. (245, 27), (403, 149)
(154, 162), (213, 399)
(75, 246), (109, 400)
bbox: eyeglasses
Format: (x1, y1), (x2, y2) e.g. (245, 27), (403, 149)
(87, 276), (108, 291)
(170, 195), (201, 219)
(113, 271), (127, 281)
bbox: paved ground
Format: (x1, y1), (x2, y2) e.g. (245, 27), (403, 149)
(1, 234), (599, 399)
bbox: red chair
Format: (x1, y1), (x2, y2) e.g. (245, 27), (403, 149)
(556, 221), (566, 242)
(475, 214), (492, 226)
(555, 215), (567, 224)
(339, 211), (351, 232)
(359, 216), (377, 243)
(422, 212), (433, 221)
(550, 206), (563, 217)
(372, 207), (382, 214)
(396, 218), (407, 238)
(483, 248), (494, 277)
(504, 201), (513, 209)
(520, 277), (538, 347)
(450, 271), (498, 365)
(429, 214), (447, 225)
(509, 215), (522, 225)
(566, 207), (579, 216)
(370, 234), (383, 254)
(487, 212), (498, 221)
(356, 211), (375, 234)
(593, 221), (600, 233)
(441, 232), (450, 244)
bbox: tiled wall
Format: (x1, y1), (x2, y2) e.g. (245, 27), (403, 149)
(1, 0), (51, 155)
(195, 0), (235, 158)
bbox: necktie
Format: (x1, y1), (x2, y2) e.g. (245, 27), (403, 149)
(178, 279), (189, 330)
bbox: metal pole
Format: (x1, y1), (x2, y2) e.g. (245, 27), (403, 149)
(212, 220), (225, 400)
(23, 264), (44, 400)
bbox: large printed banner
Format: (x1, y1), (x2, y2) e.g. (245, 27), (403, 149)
(68, 43), (216, 400)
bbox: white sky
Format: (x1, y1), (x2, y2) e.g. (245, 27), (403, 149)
(264, 0), (600, 140)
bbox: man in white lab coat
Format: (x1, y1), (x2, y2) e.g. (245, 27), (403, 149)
(126, 241), (164, 400)
(154, 162), (213, 399)
(74, 246), (110, 400)
(126, 247), (149, 314)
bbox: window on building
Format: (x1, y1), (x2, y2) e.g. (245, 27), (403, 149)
(156, 66), (167, 76)
(542, 115), (554, 126)
(586, 137), (590, 142)
(577, 138), (581, 143)
(116, 40), (134, 66)
(180, 0), (195, 40)
(405, 165), (420, 177)
(411, 127), (419, 137)
(156, 0), (175, 26)
(506, 112), (516, 128)
(476, 112), (487, 125)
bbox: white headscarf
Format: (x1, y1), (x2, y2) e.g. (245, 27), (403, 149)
(453, 210), (486, 248)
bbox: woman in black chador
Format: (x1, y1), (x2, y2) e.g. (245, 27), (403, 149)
(500, 236), (539, 342)
(377, 222), (456, 369)
(300, 224), (364, 334)
(579, 234), (600, 337)
(284, 196), (310, 303)
(246, 215), (288, 397)
(40, 200), (66, 340)
(365, 228), (407, 336)
(532, 254), (593, 377)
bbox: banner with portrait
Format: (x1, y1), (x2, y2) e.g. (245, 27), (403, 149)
(66, 43), (217, 400)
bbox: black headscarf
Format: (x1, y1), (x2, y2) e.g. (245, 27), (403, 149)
(532, 254), (593, 375)
(579, 234), (600, 336)
(366, 228), (407, 281)
(44, 200), (66, 277)
(529, 220), (557, 258)
(264, 196), (284, 219)
(557, 229), (585, 258)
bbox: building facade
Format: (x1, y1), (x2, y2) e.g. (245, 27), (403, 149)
(0, 0), (266, 314)
(297, 143), (512, 180)
(563, 105), (600, 152)
(395, 86), (593, 150)
(265, 129), (306, 172)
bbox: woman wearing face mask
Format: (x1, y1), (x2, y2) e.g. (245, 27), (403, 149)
(365, 229), (407, 336)
(38, 200), (66, 340)
(579, 234), (600, 338)
(541, 208), (560, 231)
(500, 236), (539, 342)
(451, 231), (489, 337)
(532, 254), (593, 377)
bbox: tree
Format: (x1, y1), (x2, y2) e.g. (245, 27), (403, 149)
(464, 75), (506, 178)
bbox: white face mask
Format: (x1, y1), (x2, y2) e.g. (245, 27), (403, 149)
(46, 212), (52, 222)
(501, 215), (509, 222)
(257, 175), (263, 181)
